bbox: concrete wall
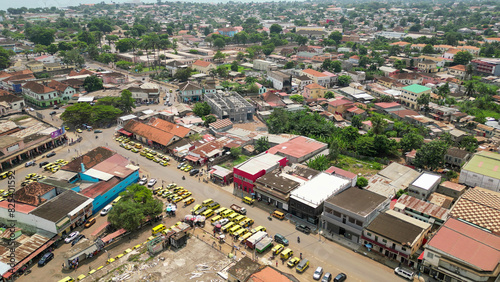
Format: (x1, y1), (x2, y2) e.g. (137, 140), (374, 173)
(92, 170), (139, 213)
(459, 170), (500, 192)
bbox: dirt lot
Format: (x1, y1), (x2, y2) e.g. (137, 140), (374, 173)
(95, 237), (231, 281)
(233, 119), (267, 132)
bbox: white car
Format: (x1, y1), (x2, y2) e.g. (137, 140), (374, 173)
(313, 266), (324, 280)
(64, 231), (80, 243)
(147, 178), (157, 187)
(100, 205), (112, 216)
(218, 218), (229, 226)
(138, 177), (147, 185)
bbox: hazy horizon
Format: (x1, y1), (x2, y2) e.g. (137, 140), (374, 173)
(1, 0), (296, 11)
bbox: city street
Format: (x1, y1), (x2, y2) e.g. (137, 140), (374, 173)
(7, 123), (405, 281)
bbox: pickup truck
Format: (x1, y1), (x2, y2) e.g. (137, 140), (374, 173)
(230, 204), (247, 215)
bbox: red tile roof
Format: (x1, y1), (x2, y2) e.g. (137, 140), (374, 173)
(62, 147), (115, 173)
(148, 117), (191, 138)
(209, 118), (233, 130)
(346, 107), (365, 114)
(439, 181), (466, 192)
(247, 266), (295, 282)
(426, 218), (500, 271)
(22, 81), (56, 94)
(91, 154), (135, 178)
(302, 68), (328, 77)
(47, 80), (72, 93)
(192, 59), (212, 68)
(327, 98), (353, 107)
(375, 102), (401, 109)
(325, 166), (357, 179)
(267, 136), (327, 159)
(81, 177), (121, 198)
(304, 83), (325, 89)
(449, 64), (466, 71)
(124, 120), (174, 146)
(14, 182), (55, 207)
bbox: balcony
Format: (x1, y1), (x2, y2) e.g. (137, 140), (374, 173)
(362, 236), (409, 258)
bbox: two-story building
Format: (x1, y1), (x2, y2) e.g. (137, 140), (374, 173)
(25, 60), (45, 73)
(191, 59), (216, 74)
(401, 84), (432, 110)
(362, 210), (431, 265)
(267, 70), (292, 93)
(459, 151), (500, 192)
(178, 81), (203, 102)
(22, 81), (61, 107)
(301, 69), (330, 87)
(408, 173), (441, 200)
(321, 187), (388, 244)
(233, 153), (287, 195)
(423, 218), (500, 282)
(289, 172), (351, 225)
(47, 80), (76, 101)
(394, 194), (450, 228)
(303, 83), (326, 99)
(447, 65), (467, 79)
(0, 89), (25, 116)
(444, 147), (471, 168)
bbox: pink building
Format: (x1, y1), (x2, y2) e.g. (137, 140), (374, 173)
(233, 153), (287, 194)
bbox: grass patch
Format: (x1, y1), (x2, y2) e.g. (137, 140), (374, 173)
(334, 154), (383, 176)
(220, 155), (250, 169)
(220, 64), (251, 72)
(10, 116), (30, 122)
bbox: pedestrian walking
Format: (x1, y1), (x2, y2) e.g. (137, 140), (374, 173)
(276, 261), (278, 267)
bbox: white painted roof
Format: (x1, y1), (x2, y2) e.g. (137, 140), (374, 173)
(411, 173), (441, 190)
(236, 153), (284, 175)
(83, 168), (114, 181)
(290, 173), (350, 208)
(78, 96), (94, 102)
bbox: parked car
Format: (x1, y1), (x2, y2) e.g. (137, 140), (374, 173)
(38, 252), (54, 266)
(46, 152), (56, 158)
(333, 273), (347, 282)
(147, 178), (157, 187)
(84, 218), (96, 228)
(39, 161), (49, 168)
(321, 273), (333, 282)
(94, 130), (103, 133)
(100, 205), (112, 216)
(189, 169), (200, 176)
(274, 233), (289, 246)
(49, 111), (56, 115)
(296, 224), (311, 234)
(138, 177), (148, 185)
(25, 161), (36, 167)
(177, 162), (185, 169)
(64, 231), (80, 243)
(313, 267), (324, 280)
(71, 234), (86, 246)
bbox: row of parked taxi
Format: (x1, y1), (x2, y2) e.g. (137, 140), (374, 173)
(115, 136), (170, 166)
(152, 183), (193, 204)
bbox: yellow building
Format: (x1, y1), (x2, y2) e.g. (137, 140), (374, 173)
(303, 83), (326, 99)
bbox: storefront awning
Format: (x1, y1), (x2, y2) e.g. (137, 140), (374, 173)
(117, 129), (132, 137)
(185, 155), (200, 162)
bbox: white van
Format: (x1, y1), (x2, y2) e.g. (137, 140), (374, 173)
(394, 267), (414, 280)
(100, 205), (112, 216)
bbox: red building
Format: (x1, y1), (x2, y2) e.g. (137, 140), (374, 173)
(233, 153), (287, 194)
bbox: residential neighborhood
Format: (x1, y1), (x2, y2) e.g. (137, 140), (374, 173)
(0, 0), (499, 281)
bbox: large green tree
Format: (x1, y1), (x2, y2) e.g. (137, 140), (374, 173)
(108, 184), (163, 231)
(453, 51), (473, 65)
(255, 136), (270, 152)
(400, 132), (424, 153)
(0, 47), (14, 69)
(193, 102), (211, 117)
(61, 103), (92, 126)
(414, 140), (449, 171)
(25, 26), (55, 46)
(83, 75), (103, 92)
(337, 75), (352, 86)
(459, 135), (478, 152)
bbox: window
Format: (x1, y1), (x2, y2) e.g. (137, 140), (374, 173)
(367, 232), (372, 237)
(333, 210), (341, 217)
(427, 252), (434, 259)
(348, 217), (355, 224)
(382, 239), (387, 243)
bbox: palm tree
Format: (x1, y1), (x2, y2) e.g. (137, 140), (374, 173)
(466, 64), (474, 80)
(464, 81), (475, 97)
(371, 115), (388, 135)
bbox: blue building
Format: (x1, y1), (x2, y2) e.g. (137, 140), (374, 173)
(217, 27), (239, 37)
(58, 147), (140, 214)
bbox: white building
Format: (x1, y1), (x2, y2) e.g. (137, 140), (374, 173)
(459, 151), (500, 192)
(408, 173), (441, 200)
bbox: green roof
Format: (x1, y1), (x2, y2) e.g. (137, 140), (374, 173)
(402, 84), (431, 94)
(462, 151), (500, 179)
